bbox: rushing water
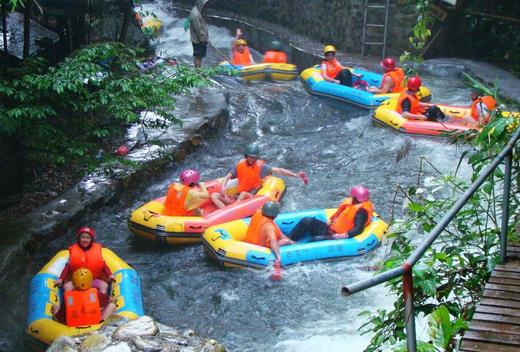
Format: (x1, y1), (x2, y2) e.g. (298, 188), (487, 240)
(0, 1), (476, 351)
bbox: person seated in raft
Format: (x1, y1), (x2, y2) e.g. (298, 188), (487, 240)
(288, 185), (374, 242)
(243, 202), (295, 264)
(54, 227), (115, 295)
(163, 169), (209, 216)
(231, 28), (255, 66)
(321, 45), (362, 87)
(262, 40), (287, 64)
(395, 76), (437, 121)
(462, 91), (497, 127)
(367, 57), (405, 94)
(210, 144), (308, 209)
(52, 268), (116, 327)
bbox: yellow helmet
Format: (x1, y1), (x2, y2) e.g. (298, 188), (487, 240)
(72, 268), (93, 291)
(236, 39), (247, 46)
(417, 86), (432, 103)
(323, 45), (336, 54)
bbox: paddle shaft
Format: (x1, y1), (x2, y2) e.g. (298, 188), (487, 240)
(208, 42), (240, 70)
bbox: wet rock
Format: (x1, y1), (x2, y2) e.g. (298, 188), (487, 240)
(113, 316), (158, 340)
(159, 333), (189, 346)
(78, 334), (111, 352)
(100, 342), (131, 352)
(157, 322), (180, 335)
(132, 336), (162, 351)
(46, 336), (76, 352)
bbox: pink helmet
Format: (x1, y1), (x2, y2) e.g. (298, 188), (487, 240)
(380, 57), (396, 70)
(77, 226), (96, 240)
(179, 169), (200, 185)
(350, 185), (370, 202)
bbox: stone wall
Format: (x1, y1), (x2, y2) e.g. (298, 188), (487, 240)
(177, 0), (418, 56)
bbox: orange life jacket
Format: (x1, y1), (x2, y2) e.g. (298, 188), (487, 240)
(382, 68), (405, 93)
(65, 288), (102, 327)
(470, 96), (496, 123)
(163, 183), (191, 216)
(322, 59), (343, 79)
(232, 47), (253, 66)
(329, 200), (374, 235)
(236, 159), (265, 193)
(68, 243), (104, 279)
(396, 90), (424, 115)
(262, 51), (287, 64)
(243, 210), (283, 247)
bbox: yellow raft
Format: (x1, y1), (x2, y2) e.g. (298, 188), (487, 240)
(26, 249), (144, 347)
(218, 62), (298, 81)
(128, 176), (286, 245)
(202, 208), (388, 269)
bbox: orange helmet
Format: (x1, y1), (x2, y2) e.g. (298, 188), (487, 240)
(381, 58), (395, 70)
(72, 268), (93, 291)
(407, 76), (422, 91)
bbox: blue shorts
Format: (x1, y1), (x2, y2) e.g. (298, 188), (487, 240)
(192, 42), (207, 58)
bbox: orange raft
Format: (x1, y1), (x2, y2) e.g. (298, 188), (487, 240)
(128, 176), (286, 244)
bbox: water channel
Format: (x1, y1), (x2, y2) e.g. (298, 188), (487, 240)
(0, 1), (476, 351)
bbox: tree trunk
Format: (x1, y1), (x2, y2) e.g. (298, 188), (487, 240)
(23, 0), (32, 59)
(119, 0), (133, 43)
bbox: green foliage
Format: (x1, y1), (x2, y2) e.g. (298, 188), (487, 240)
(0, 42), (216, 167)
(400, 0), (433, 74)
(360, 84), (519, 351)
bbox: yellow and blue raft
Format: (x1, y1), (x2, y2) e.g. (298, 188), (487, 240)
(218, 62), (298, 81)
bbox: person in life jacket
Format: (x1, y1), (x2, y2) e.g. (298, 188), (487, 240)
(320, 45), (362, 87)
(210, 144), (308, 209)
(288, 185), (374, 241)
(395, 76), (434, 120)
(262, 40), (287, 64)
(367, 57), (405, 94)
(51, 268), (116, 327)
(243, 202), (295, 264)
(231, 28), (255, 66)
(163, 169), (209, 216)
(467, 91), (497, 126)
(54, 227), (115, 294)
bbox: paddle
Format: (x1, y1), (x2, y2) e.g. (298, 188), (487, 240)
(207, 42), (241, 71)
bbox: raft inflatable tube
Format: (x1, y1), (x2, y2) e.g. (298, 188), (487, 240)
(128, 176), (286, 245)
(26, 249), (144, 348)
(373, 98), (481, 136)
(300, 65), (430, 109)
(218, 62), (298, 81)
(202, 208), (388, 269)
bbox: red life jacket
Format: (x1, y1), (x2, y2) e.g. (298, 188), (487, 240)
(236, 159), (265, 193)
(396, 90), (424, 115)
(68, 243), (104, 279)
(232, 47), (253, 66)
(243, 210), (283, 247)
(262, 51), (287, 64)
(65, 288), (102, 327)
(322, 59), (342, 79)
(382, 68), (405, 93)
(163, 183), (191, 216)
(329, 200), (374, 235)
(470, 96), (497, 123)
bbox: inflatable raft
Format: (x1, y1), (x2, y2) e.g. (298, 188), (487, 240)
(202, 208), (388, 269)
(218, 62), (298, 81)
(373, 98), (480, 136)
(300, 65), (430, 109)
(26, 249), (144, 347)
(128, 176), (286, 245)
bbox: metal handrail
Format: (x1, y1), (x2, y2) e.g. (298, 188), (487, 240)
(342, 127), (519, 352)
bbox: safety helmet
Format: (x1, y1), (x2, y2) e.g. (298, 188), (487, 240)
(72, 268), (93, 291)
(236, 38), (247, 46)
(380, 57), (396, 70)
(244, 144), (260, 158)
(407, 76), (422, 92)
(270, 40), (282, 51)
(179, 169), (200, 186)
(76, 226), (96, 240)
(323, 45), (336, 55)
(262, 201), (280, 218)
(417, 86), (432, 103)
(350, 185), (370, 202)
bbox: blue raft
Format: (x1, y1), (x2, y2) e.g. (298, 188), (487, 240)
(202, 208), (388, 269)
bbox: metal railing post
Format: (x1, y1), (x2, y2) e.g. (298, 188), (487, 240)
(403, 263), (417, 352)
(500, 150), (513, 264)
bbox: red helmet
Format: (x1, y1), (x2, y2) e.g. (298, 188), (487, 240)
(380, 58), (395, 70)
(76, 226), (96, 240)
(179, 169), (200, 185)
(407, 76), (422, 91)
(350, 185), (370, 202)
